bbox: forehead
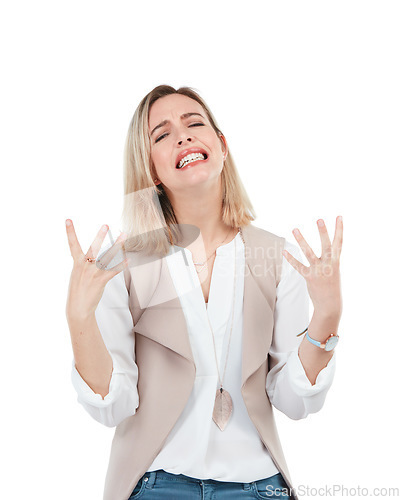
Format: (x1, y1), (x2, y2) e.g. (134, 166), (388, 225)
(148, 94), (206, 127)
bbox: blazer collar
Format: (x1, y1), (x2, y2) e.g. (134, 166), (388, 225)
(132, 224), (275, 387)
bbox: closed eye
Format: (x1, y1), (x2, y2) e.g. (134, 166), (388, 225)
(155, 123), (205, 143)
(155, 133), (168, 144)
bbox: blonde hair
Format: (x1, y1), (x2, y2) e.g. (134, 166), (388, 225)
(121, 84), (255, 256)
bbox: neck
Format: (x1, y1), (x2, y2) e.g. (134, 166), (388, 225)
(166, 178), (233, 249)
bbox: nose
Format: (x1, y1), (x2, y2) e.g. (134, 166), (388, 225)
(178, 137), (192, 145)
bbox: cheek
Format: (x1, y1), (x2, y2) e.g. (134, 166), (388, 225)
(206, 132), (223, 154)
(149, 150), (159, 176)
(151, 149), (170, 178)
(151, 148), (163, 167)
(211, 139), (224, 157)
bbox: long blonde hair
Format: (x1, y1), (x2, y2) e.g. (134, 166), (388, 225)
(121, 84), (255, 256)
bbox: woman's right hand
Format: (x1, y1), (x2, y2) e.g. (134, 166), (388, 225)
(65, 219), (129, 322)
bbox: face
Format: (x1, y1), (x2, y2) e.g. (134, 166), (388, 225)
(148, 94), (228, 195)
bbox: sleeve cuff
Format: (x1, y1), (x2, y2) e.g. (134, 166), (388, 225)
(71, 356), (124, 408)
(285, 348), (337, 398)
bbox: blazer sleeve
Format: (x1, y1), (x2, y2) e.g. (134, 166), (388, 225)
(70, 241), (139, 427)
(266, 240), (336, 420)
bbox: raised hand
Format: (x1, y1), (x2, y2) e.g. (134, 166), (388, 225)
(65, 219), (128, 322)
(282, 216), (343, 319)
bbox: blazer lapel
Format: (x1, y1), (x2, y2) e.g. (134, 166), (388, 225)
(131, 225), (274, 387)
(132, 253), (195, 365)
(241, 225), (274, 387)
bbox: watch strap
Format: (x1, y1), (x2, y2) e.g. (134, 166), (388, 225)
(297, 327), (339, 351)
(306, 329), (322, 348)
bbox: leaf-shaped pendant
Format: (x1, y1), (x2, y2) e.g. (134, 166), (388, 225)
(212, 387), (233, 431)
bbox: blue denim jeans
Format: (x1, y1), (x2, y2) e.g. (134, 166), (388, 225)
(128, 469), (291, 499)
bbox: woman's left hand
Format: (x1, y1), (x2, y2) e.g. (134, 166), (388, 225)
(283, 216), (343, 319)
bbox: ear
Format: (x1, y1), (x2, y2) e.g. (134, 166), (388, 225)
(151, 162), (161, 185)
(219, 133), (228, 160)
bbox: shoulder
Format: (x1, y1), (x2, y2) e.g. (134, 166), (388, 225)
(242, 223), (286, 249)
(244, 225), (303, 264)
(241, 223), (286, 287)
(242, 222), (284, 240)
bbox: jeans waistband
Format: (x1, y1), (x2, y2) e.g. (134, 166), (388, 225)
(144, 469), (253, 490)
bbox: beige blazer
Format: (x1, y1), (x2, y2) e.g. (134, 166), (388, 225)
(103, 223), (299, 500)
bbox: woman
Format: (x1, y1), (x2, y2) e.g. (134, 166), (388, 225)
(65, 85), (343, 500)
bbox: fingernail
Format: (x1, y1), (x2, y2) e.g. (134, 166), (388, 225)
(65, 219), (71, 227)
(338, 216), (343, 222)
(317, 220), (324, 227)
(101, 224), (108, 232)
(293, 229), (299, 235)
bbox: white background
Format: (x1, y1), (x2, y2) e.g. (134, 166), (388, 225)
(1, 1), (399, 499)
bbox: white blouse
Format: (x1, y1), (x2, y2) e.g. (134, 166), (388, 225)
(71, 230), (336, 482)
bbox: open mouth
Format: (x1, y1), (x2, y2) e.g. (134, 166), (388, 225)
(176, 152), (208, 169)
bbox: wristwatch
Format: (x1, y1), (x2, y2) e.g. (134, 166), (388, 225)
(297, 327), (339, 351)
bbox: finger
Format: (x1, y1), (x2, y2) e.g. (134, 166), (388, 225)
(332, 215), (343, 260)
(85, 224), (110, 261)
(96, 232), (128, 268)
(282, 249), (308, 277)
(65, 219), (84, 260)
(292, 228), (318, 264)
(86, 233), (127, 270)
(317, 219), (332, 259)
(106, 257), (130, 278)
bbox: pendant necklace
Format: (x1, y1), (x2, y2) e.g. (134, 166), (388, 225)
(204, 230), (239, 431)
(193, 227), (232, 274)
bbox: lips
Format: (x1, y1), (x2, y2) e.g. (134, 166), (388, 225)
(175, 147), (208, 169)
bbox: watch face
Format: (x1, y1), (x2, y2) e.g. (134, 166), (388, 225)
(326, 336), (339, 351)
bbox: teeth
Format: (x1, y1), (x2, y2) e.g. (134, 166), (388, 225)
(177, 152), (205, 169)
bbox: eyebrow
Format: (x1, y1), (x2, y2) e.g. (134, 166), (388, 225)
(150, 112), (205, 137)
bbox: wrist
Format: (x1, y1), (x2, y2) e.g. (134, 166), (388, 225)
(66, 310), (97, 326)
(307, 311), (340, 343)
(312, 308), (341, 325)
